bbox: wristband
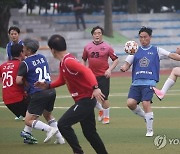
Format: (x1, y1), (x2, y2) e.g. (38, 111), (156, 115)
(93, 85), (98, 90)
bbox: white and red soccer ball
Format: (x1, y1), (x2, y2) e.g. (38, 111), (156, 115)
(124, 40), (138, 54)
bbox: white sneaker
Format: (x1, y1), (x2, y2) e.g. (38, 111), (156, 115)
(54, 137), (65, 144)
(146, 130), (154, 137)
(44, 127), (58, 143)
(102, 117), (110, 124)
(15, 115), (25, 121)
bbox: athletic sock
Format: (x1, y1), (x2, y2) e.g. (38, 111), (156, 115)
(132, 105), (145, 118)
(103, 108), (110, 118)
(145, 112), (154, 132)
(161, 78), (175, 94)
(32, 120), (51, 132)
(23, 125), (32, 133)
(95, 101), (103, 110)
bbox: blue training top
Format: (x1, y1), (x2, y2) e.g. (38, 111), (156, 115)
(23, 54), (51, 94)
(132, 45), (160, 86)
(6, 40), (23, 60)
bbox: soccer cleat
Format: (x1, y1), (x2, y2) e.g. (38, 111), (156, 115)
(54, 137), (65, 144)
(20, 131), (37, 142)
(152, 87), (165, 101)
(44, 127), (58, 143)
(102, 117), (110, 124)
(15, 115), (25, 121)
(24, 138), (38, 144)
(98, 110), (103, 122)
(146, 130), (154, 137)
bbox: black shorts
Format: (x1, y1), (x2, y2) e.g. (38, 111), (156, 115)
(96, 76), (110, 100)
(28, 88), (56, 116)
(6, 97), (29, 117)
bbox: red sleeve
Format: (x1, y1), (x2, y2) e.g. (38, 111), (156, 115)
(50, 70), (65, 88)
(109, 46), (118, 61)
(65, 59), (98, 87)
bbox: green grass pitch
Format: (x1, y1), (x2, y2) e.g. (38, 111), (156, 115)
(0, 74), (180, 154)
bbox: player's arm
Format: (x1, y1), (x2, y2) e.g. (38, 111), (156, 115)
(105, 58), (119, 78)
(16, 62), (27, 85)
(159, 47), (180, 61)
(120, 55), (134, 72)
(105, 48), (119, 78)
(81, 48), (88, 66)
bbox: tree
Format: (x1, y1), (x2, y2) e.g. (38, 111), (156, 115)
(104, 0), (113, 37)
(0, 0), (24, 48)
(0, 1), (11, 48)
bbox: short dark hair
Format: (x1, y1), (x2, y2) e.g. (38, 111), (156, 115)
(8, 26), (20, 34)
(91, 26), (104, 35)
(23, 38), (39, 53)
(48, 34), (67, 51)
(139, 26), (152, 36)
(11, 44), (23, 57)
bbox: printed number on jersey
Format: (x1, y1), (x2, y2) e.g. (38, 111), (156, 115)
(36, 66), (51, 82)
(2, 71), (13, 88)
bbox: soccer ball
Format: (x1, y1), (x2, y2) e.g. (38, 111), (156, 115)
(124, 41), (138, 54)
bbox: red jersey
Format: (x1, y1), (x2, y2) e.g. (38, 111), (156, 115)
(50, 53), (98, 102)
(82, 41), (118, 77)
(0, 59), (25, 104)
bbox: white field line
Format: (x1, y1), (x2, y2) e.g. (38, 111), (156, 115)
(0, 91), (180, 109)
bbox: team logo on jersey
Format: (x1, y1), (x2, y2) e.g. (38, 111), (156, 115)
(100, 47), (106, 51)
(139, 57), (150, 67)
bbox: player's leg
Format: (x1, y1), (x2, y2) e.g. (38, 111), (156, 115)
(26, 90), (58, 143)
(142, 86), (154, 137)
(101, 100), (110, 124)
(97, 76), (110, 124)
(80, 98), (108, 154)
(95, 101), (104, 121)
(127, 86), (145, 118)
(142, 101), (154, 137)
(57, 103), (85, 154)
(43, 110), (65, 144)
(153, 67), (180, 100)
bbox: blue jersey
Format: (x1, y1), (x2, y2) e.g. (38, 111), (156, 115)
(6, 40), (23, 60)
(23, 54), (51, 94)
(132, 45), (160, 83)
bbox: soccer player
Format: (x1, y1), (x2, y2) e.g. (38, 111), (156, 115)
(6, 26), (23, 60)
(0, 44), (37, 144)
(73, 0), (86, 30)
(120, 26), (180, 137)
(6, 26), (24, 120)
(82, 26), (119, 124)
(16, 38), (65, 144)
(35, 34), (108, 154)
(153, 47), (180, 100)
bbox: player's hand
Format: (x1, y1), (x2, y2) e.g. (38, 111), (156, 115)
(120, 65), (126, 72)
(176, 47), (180, 55)
(104, 69), (111, 78)
(91, 88), (105, 102)
(34, 81), (49, 90)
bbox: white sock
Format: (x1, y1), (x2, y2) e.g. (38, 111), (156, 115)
(103, 108), (110, 118)
(145, 112), (154, 132)
(32, 120), (51, 132)
(48, 119), (63, 138)
(95, 101), (103, 110)
(132, 105), (145, 118)
(161, 78), (175, 94)
(23, 125), (32, 134)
